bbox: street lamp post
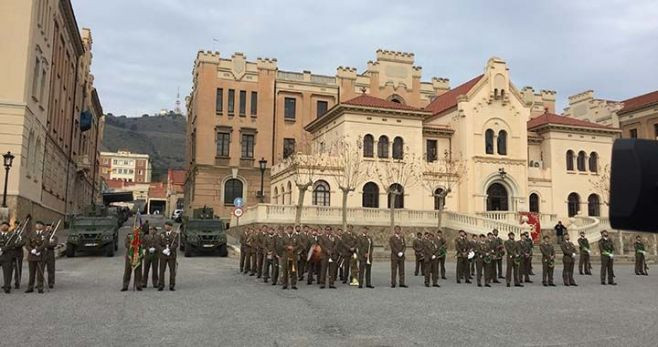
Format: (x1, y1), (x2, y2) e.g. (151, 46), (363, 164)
(257, 158), (267, 203)
(2, 151), (15, 208)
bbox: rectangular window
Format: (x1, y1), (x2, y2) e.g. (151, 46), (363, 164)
(217, 132), (230, 157)
(215, 88), (223, 114)
(283, 138), (296, 159)
(284, 97), (296, 120)
(426, 139), (438, 162)
(317, 100), (328, 118)
(239, 90), (246, 116)
(32, 58), (40, 99)
(241, 134), (254, 159)
(228, 89), (235, 114)
(250, 91), (258, 116)
(630, 128), (638, 138)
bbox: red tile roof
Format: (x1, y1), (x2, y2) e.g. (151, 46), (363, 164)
(168, 169), (186, 186)
(343, 94), (424, 112)
(527, 112), (614, 130)
(425, 74), (483, 116)
(148, 182), (166, 199)
(619, 90), (658, 114)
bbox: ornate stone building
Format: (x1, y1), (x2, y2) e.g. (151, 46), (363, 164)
(0, 0), (104, 222)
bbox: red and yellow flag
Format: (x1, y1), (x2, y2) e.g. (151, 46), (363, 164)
(129, 227), (142, 269)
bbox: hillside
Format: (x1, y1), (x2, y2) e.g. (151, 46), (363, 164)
(102, 112), (186, 181)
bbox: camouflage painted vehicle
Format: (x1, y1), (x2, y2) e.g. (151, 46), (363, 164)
(179, 207), (227, 257)
(66, 205), (119, 257)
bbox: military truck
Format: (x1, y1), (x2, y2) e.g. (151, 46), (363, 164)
(179, 207), (227, 257)
(66, 205), (120, 257)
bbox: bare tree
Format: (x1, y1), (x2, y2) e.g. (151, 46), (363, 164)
(326, 135), (370, 230)
(589, 164), (610, 206)
(371, 147), (422, 231)
(280, 132), (330, 225)
(420, 149), (467, 227)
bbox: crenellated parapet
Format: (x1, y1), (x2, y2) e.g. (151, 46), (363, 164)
(376, 49), (415, 64)
(336, 66), (357, 79)
(256, 57), (278, 70)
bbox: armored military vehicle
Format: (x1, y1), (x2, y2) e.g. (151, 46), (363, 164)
(66, 205), (120, 257)
(179, 207), (227, 257)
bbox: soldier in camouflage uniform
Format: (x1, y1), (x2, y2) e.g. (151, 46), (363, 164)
(492, 229), (505, 280)
(598, 230), (617, 285)
(634, 235), (648, 276)
(455, 230), (471, 284)
(577, 231), (592, 275)
(560, 233), (577, 286)
(504, 232), (522, 287)
(539, 235), (556, 286)
(475, 234), (491, 287)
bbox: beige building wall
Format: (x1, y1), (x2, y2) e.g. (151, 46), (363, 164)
(186, 49), (451, 220)
(269, 57), (620, 223)
(563, 90), (622, 127)
(0, 0), (103, 222)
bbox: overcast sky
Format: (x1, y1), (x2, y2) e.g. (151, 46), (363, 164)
(72, 0), (658, 116)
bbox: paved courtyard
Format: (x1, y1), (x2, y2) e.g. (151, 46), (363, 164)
(1, 224), (657, 346)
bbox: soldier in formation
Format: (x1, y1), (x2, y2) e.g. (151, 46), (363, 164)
(634, 235), (648, 276)
(492, 229), (505, 281)
(577, 231), (592, 275)
(504, 232), (522, 287)
(142, 226), (160, 288)
(519, 232), (533, 283)
(539, 235), (556, 286)
(389, 226), (407, 288)
(455, 230), (471, 284)
(413, 232), (424, 276)
(0, 222), (16, 293)
(560, 233), (577, 286)
(121, 228), (143, 292)
(158, 222), (179, 291)
(599, 230), (617, 285)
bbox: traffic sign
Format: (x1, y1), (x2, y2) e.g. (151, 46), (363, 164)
(233, 207), (244, 218)
(233, 197), (244, 208)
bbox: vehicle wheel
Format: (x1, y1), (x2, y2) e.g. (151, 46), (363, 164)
(66, 244), (75, 258)
(106, 244), (115, 257)
(218, 244), (228, 257)
(184, 243), (192, 257)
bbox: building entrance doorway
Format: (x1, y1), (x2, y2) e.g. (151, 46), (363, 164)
(486, 182), (509, 211)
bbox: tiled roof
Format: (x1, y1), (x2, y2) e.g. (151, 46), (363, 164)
(168, 169), (186, 186)
(527, 112), (614, 130)
(425, 74), (483, 116)
(343, 94), (424, 112)
(148, 183), (166, 199)
(619, 90), (658, 114)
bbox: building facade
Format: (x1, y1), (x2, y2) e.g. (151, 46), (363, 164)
(99, 151), (151, 183)
(0, 0), (103, 222)
(269, 57), (620, 222)
(186, 49), (452, 219)
(565, 89), (658, 139)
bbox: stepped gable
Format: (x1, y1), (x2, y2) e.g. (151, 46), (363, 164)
(527, 111), (614, 130)
(343, 94), (423, 112)
(619, 90), (658, 114)
(425, 74), (484, 116)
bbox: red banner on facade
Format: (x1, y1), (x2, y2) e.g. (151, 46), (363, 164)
(519, 212), (541, 241)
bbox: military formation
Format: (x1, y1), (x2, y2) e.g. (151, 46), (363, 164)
(0, 218), (59, 294)
(239, 224), (651, 290)
(121, 221), (180, 292)
(0, 216), (654, 294)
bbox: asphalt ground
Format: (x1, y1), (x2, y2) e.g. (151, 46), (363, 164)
(1, 221), (657, 346)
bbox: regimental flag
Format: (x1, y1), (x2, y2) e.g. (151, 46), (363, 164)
(129, 227), (143, 269)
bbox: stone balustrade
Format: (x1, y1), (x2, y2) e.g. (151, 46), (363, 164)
(231, 204), (530, 238)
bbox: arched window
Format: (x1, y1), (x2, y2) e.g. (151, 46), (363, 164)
(497, 130), (507, 155)
(388, 94), (405, 104)
(568, 192), (580, 217)
(529, 193), (539, 213)
(434, 188), (445, 210)
(589, 152), (598, 173)
(377, 136), (389, 158)
(312, 180), (330, 206)
(588, 194), (600, 217)
(224, 179), (243, 205)
(362, 182), (379, 208)
(363, 134), (374, 158)
(566, 150), (575, 171)
(577, 151), (587, 171)
(388, 183), (404, 209)
(273, 187), (279, 205)
(486, 183), (508, 211)
(392, 137), (404, 159)
(485, 129), (494, 154)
